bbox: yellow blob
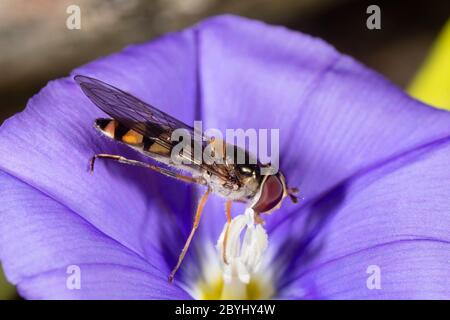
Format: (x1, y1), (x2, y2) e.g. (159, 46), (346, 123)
(408, 19), (450, 110)
(148, 141), (170, 155)
(122, 130), (143, 145)
(197, 274), (274, 300)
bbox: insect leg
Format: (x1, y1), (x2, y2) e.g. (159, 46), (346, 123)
(169, 188), (210, 283)
(90, 154), (206, 185)
(222, 200), (232, 264)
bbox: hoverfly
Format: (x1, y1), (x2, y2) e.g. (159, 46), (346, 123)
(75, 75), (298, 282)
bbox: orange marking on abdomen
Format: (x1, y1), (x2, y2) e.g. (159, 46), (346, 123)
(103, 120), (118, 138)
(122, 130), (144, 145)
(148, 141), (170, 155)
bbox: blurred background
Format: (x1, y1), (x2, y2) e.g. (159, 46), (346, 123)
(0, 0), (449, 299)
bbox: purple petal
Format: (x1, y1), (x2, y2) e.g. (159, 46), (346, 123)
(2, 14), (450, 300)
(280, 240), (450, 299)
(196, 15), (450, 221)
(191, 16), (450, 298)
(272, 138), (450, 298)
(0, 171), (190, 299)
(0, 28), (199, 273)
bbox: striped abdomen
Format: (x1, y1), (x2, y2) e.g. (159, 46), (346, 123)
(94, 118), (171, 157)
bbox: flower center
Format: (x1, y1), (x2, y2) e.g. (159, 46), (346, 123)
(217, 208), (268, 284)
(197, 271), (274, 299)
(194, 208), (274, 299)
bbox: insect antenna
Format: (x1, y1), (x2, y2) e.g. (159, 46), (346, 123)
(287, 187), (299, 204)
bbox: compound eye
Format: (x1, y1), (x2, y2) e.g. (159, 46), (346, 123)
(252, 175), (284, 213)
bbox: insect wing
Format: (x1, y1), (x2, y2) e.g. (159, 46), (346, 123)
(75, 75), (233, 183)
(75, 75), (198, 143)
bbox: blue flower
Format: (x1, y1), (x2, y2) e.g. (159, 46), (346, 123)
(1, 15), (450, 299)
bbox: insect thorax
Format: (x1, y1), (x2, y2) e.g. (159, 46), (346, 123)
(202, 169), (261, 202)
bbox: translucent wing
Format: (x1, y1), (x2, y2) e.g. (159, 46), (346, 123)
(75, 75), (231, 182)
(75, 75), (199, 142)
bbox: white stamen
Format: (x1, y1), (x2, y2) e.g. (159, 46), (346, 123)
(216, 208), (268, 284)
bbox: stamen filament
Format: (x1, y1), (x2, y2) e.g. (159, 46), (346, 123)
(217, 208), (268, 284)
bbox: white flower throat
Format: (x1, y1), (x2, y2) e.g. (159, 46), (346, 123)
(192, 207), (274, 299)
(216, 208), (268, 284)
